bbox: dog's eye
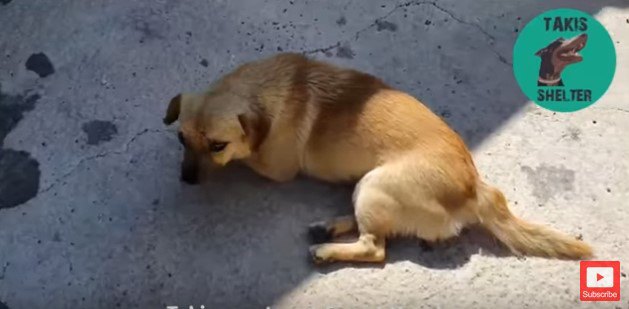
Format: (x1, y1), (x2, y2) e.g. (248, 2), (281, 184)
(177, 132), (185, 145)
(208, 141), (228, 153)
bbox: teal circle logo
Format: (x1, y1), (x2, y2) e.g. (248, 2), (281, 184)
(513, 8), (616, 112)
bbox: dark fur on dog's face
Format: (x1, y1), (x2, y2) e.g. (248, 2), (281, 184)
(163, 92), (267, 184)
(535, 33), (588, 79)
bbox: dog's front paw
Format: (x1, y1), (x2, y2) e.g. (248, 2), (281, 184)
(308, 245), (328, 265)
(307, 221), (332, 244)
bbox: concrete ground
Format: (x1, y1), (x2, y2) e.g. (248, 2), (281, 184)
(1, 0), (628, 308)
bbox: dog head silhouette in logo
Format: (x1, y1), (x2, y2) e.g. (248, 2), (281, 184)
(535, 33), (587, 86)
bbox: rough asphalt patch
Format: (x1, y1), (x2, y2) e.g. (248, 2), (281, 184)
(336, 44), (355, 59)
(81, 120), (118, 145)
(375, 20), (398, 31)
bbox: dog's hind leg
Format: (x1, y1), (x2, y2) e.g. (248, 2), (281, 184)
(309, 234), (385, 264)
(309, 168), (396, 264)
(308, 215), (358, 243)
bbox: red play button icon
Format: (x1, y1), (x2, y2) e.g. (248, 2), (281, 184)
(580, 261), (620, 301)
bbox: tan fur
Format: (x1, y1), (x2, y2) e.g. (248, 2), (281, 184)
(165, 52), (593, 264)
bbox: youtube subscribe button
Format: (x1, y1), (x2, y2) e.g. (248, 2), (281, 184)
(580, 261), (621, 301)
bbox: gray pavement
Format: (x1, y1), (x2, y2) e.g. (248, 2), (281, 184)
(1, 0), (628, 308)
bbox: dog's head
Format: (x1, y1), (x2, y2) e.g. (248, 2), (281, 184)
(163, 91), (270, 184)
(535, 33), (587, 77)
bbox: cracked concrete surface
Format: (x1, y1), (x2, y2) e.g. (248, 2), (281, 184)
(37, 128), (166, 196)
(1, 0), (628, 308)
(303, 1), (511, 65)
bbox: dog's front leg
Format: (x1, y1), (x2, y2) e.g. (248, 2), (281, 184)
(308, 215), (358, 243)
(309, 234), (386, 264)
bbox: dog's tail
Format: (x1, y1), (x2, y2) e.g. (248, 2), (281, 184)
(475, 182), (593, 260)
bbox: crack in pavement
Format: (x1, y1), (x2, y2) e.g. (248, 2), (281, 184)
(428, 2), (495, 41)
(304, 0), (510, 66)
(303, 42), (341, 55)
(427, 2), (510, 66)
(37, 128), (167, 195)
(352, 0), (436, 41)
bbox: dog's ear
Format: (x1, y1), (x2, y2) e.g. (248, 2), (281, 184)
(237, 107), (270, 151)
(164, 94), (182, 125)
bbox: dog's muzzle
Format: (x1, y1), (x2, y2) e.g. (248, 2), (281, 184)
(180, 147), (200, 185)
(180, 166), (199, 185)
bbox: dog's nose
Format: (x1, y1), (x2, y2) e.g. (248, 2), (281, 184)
(180, 168), (199, 185)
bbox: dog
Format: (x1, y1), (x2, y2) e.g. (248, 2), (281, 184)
(164, 52), (593, 264)
(536, 33), (587, 86)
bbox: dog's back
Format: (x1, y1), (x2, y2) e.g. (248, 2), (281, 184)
(246, 53), (473, 183)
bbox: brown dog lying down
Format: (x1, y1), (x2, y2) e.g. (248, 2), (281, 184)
(164, 52), (592, 264)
